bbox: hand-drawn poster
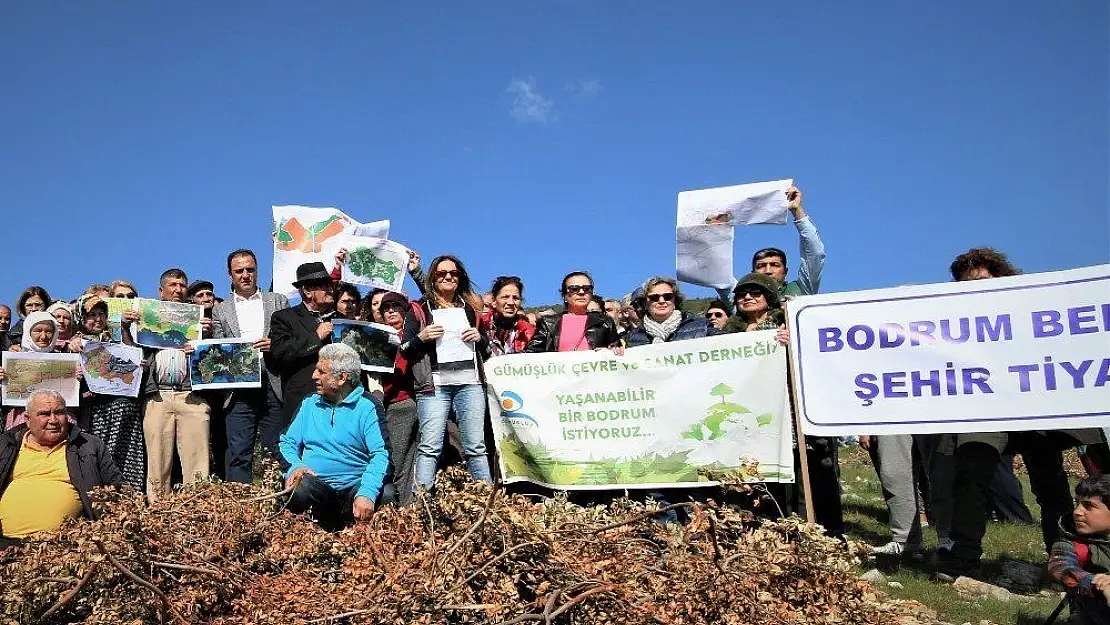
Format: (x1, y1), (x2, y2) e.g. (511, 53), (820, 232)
(331, 319), (400, 373)
(189, 339), (262, 390)
(676, 225), (736, 290)
(338, 235), (409, 293)
(1, 352), (81, 407)
(272, 205), (390, 297)
(133, 299), (204, 349)
(81, 341), (143, 397)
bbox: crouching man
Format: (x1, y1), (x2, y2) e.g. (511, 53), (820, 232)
(0, 390), (122, 547)
(279, 343), (394, 530)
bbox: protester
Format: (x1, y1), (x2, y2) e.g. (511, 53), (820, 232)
(0, 304), (9, 351)
(109, 280), (138, 299)
(401, 255), (491, 491)
(723, 273), (785, 333)
(2, 312), (80, 432)
(123, 268), (210, 500)
(279, 343), (392, 530)
(859, 435), (924, 557)
(603, 299), (622, 325)
(69, 294), (146, 492)
(703, 300), (730, 331)
(378, 291), (419, 505)
(587, 295), (604, 314)
(7, 286), (52, 346)
(212, 249), (289, 484)
(48, 301), (75, 345)
(623, 277), (714, 346)
(0, 390), (122, 547)
(358, 290), (387, 324)
(187, 279), (217, 340)
(938, 248), (1106, 579)
(335, 283), (361, 320)
(479, 276), (535, 356)
(525, 272), (620, 353)
(187, 278), (225, 477)
(1048, 475), (1110, 624)
(267, 262), (336, 427)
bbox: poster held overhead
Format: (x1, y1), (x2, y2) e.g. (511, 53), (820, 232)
(271, 205), (390, 297)
(337, 235), (409, 293)
(676, 225), (735, 289)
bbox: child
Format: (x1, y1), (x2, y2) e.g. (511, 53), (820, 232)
(1048, 475), (1110, 625)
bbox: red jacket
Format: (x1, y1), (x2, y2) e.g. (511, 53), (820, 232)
(478, 311), (535, 356)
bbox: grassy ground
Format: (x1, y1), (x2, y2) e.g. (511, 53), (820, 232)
(839, 445), (1066, 625)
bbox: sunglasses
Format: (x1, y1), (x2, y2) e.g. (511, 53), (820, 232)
(115, 293), (137, 299)
(647, 292), (675, 303)
(435, 270), (461, 279)
(705, 311), (727, 319)
(564, 285), (593, 295)
(735, 288), (766, 300)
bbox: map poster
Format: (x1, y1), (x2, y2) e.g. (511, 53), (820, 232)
(105, 297), (132, 343)
(1, 351), (81, 408)
(81, 341), (144, 398)
(271, 205), (390, 297)
(338, 235), (409, 293)
(331, 319), (400, 373)
(189, 339), (262, 390)
(133, 298), (203, 349)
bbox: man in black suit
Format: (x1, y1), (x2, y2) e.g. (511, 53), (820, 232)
(266, 262), (336, 428)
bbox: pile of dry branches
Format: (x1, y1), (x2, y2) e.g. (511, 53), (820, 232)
(2, 469), (931, 624)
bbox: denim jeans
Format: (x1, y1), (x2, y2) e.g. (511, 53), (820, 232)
(287, 474), (397, 531)
(225, 380), (285, 484)
(415, 384), (491, 489)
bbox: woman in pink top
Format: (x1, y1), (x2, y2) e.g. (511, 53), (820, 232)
(525, 271), (620, 353)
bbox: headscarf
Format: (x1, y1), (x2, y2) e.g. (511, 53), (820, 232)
(73, 293), (112, 341)
(21, 311), (59, 353)
(47, 301), (74, 341)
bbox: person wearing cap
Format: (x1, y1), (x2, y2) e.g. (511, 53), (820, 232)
(714, 185), (825, 311)
(187, 279), (217, 338)
(267, 261), (336, 429)
(69, 293), (146, 492)
(375, 290), (420, 504)
(121, 267), (211, 500)
(723, 272), (786, 334)
(212, 249), (290, 484)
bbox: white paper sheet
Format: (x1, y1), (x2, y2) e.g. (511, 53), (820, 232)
(337, 235), (409, 293)
(677, 179), (793, 227)
(271, 205), (390, 297)
(676, 225), (736, 289)
(432, 308), (475, 364)
(2, 351), (81, 408)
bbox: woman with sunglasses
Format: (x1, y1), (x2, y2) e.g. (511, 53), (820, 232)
(401, 255), (491, 490)
(723, 272), (787, 336)
(623, 277), (715, 347)
(479, 276), (535, 357)
(525, 271), (620, 353)
(703, 300), (730, 331)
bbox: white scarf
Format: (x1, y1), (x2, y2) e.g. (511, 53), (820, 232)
(643, 310), (683, 344)
(21, 311), (58, 353)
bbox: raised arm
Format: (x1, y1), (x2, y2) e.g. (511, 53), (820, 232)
(788, 186), (825, 296)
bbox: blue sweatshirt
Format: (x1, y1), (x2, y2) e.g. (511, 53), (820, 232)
(279, 386), (389, 502)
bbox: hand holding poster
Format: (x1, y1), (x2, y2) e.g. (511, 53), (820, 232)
(788, 264), (1110, 436)
(105, 297), (131, 343)
(485, 332), (793, 489)
(132, 299), (203, 349)
(189, 339), (262, 390)
(81, 341), (143, 397)
(2, 352), (81, 407)
(272, 205), (390, 297)
(338, 235), (409, 293)
(331, 320), (400, 373)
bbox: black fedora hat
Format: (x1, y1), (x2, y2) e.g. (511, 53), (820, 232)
(292, 262), (333, 287)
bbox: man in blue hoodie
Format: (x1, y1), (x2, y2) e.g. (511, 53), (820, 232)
(279, 343), (391, 530)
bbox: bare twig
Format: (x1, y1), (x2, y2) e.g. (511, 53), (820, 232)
(548, 585), (616, 620)
(499, 584), (617, 624)
(306, 608), (373, 623)
(442, 484), (497, 558)
(753, 483), (785, 519)
(93, 540), (185, 624)
(451, 541), (542, 592)
(38, 563), (100, 622)
(25, 576), (78, 589)
(706, 513), (727, 573)
(238, 484), (295, 503)
(556, 503), (696, 535)
(151, 561), (222, 575)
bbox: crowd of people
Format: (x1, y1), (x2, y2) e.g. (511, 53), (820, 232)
(1, 185), (1108, 621)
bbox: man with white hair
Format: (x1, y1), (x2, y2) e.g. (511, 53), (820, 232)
(279, 343), (392, 530)
(0, 391), (122, 546)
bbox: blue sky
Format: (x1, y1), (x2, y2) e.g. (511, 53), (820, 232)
(2, 2), (1107, 309)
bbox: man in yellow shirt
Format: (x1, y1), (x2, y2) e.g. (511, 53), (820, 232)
(0, 390), (122, 547)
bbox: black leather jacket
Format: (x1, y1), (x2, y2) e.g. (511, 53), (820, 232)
(524, 311), (620, 353)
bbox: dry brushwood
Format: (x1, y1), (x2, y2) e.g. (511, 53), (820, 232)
(2, 467), (935, 624)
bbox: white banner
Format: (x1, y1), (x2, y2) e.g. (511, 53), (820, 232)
(788, 265), (1110, 436)
(271, 205), (389, 297)
(337, 235), (409, 293)
(486, 332), (794, 490)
